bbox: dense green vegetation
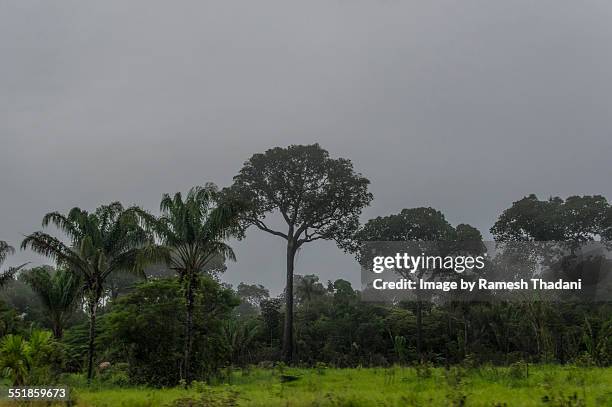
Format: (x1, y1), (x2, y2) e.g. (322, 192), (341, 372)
(0, 144), (610, 405)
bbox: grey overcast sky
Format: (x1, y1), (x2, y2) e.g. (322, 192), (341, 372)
(1, 1), (611, 294)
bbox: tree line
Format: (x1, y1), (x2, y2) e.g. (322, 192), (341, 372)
(0, 143), (610, 387)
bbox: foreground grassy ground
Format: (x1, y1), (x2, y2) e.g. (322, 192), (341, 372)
(5, 365), (612, 406)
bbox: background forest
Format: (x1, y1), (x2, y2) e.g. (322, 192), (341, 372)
(0, 145), (610, 405)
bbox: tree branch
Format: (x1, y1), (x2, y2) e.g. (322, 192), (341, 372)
(250, 218), (288, 240)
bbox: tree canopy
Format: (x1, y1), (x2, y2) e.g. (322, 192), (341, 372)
(491, 194), (612, 242)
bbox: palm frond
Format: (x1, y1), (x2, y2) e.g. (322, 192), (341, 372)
(203, 199), (247, 241)
(107, 244), (171, 279)
(42, 212), (82, 241)
(0, 241), (15, 266)
(0, 266), (20, 288)
(21, 266), (82, 313)
(21, 232), (87, 272)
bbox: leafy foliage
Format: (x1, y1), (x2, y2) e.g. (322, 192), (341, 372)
(491, 194), (612, 243)
(226, 144), (373, 248)
(21, 266), (82, 338)
(235, 282), (269, 317)
(0, 330), (64, 385)
(99, 277), (237, 386)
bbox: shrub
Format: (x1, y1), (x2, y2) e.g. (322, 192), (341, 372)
(98, 278), (237, 387)
(507, 360), (529, 380)
(572, 353), (596, 368)
(415, 361), (433, 379)
(98, 362), (130, 387)
(0, 330), (62, 385)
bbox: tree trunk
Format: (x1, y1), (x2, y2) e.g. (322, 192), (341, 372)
(415, 273), (424, 362)
(52, 320), (63, 340)
(463, 309), (468, 358)
(183, 274), (195, 384)
(416, 299), (423, 361)
(86, 297), (98, 383)
(282, 240), (297, 363)
(52, 312), (63, 339)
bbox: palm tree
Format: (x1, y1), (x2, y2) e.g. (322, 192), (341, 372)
(134, 184), (244, 383)
(21, 266), (82, 339)
(222, 319), (259, 366)
(21, 203), (158, 382)
(0, 241), (26, 288)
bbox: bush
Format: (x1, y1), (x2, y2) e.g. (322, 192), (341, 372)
(0, 330), (63, 385)
(507, 361), (529, 380)
(572, 353), (596, 368)
(98, 277), (238, 387)
(98, 362), (130, 387)
(415, 361), (433, 379)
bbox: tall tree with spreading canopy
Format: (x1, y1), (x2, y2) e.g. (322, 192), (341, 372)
(132, 184), (245, 383)
(355, 207), (483, 359)
(21, 203), (157, 382)
(224, 144), (372, 362)
(491, 194), (612, 362)
(491, 195), (612, 281)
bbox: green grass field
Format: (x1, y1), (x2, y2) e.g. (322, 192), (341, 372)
(45, 365), (610, 406)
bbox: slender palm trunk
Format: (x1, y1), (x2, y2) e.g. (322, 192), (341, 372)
(51, 311), (63, 339)
(282, 239), (297, 363)
(183, 274), (195, 384)
(462, 309), (469, 358)
(86, 297), (98, 383)
(416, 299), (423, 361)
(52, 320), (63, 340)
